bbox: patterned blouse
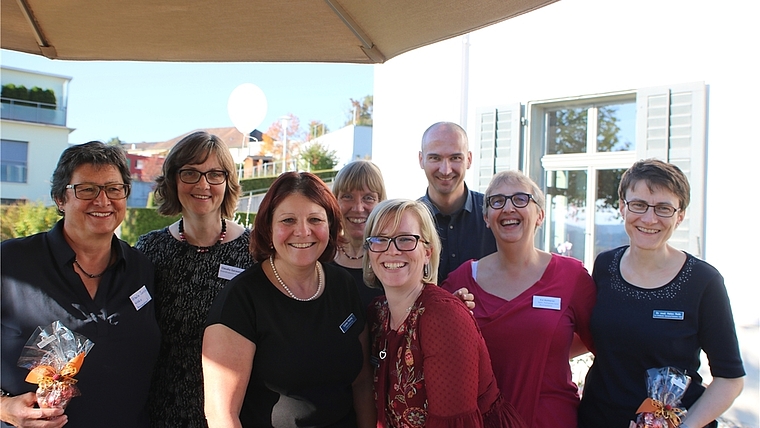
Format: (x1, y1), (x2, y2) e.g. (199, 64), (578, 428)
(368, 284), (526, 428)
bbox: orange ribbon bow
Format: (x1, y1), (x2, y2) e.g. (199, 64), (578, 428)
(636, 397), (686, 428)
(24, 352), (84, 390)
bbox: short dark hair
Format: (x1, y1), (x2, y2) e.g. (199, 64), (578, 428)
(51, 141), (131, 215)
(250, 172), (342, 263)
(618, 159), (691, 210)
(154, 131), (241, 218)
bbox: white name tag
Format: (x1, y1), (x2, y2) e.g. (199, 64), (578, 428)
(532, 295), (561, 310)
(130, 285), (152, 311)
(653, 310), (684, 320)
(218, 264), (245, 280)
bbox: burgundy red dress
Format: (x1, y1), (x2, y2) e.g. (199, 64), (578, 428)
(368, 284), (526, 428)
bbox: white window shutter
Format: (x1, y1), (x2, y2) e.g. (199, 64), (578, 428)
(476, 104), (522, 193)
(635, 82), (707, 257)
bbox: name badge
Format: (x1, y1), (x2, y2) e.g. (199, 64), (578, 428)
(653, 310), (684, 320)
(339, 313), (357, 333)
(532, 295), (561, 310)
(130, 285), (152, 311)
(218, 264), (245, 280)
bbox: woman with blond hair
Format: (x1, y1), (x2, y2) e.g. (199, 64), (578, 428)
(365, 198), (525, 427)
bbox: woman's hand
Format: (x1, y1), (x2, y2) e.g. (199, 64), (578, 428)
(453, 287), (476, 311)
(0, 393), (68, 428)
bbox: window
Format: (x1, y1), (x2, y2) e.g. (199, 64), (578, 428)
(477, 82), (707, 268)
(1, 139), (28, 183)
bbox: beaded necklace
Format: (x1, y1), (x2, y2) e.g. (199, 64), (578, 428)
(178, 217), (227, 253)
(339, 245), (363, 260)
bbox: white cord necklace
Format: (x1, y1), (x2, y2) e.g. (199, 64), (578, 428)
(269, 255), (323, 301)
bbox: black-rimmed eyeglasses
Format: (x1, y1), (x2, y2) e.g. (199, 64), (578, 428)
(623, 200), (680, 218)
(178, 169), (228, 185)
(365, 235), (427, 253)
(66, 183), (131, 200)
(486, 193), (535, 210)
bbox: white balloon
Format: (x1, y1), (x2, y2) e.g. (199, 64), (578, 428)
(227, 83), (268, 135)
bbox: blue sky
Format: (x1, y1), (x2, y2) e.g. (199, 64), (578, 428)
(1, 50), (374, 144)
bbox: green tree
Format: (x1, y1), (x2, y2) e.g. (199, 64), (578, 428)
(345, 95), (373, 126)
(106, 137), (124, 146)
(298, 141), (338, 171)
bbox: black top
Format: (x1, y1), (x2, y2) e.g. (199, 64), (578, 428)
(135, 227), (255, 428)
(578, 247), (745, 428)
(1, 220), (160, 428)
(206, 262), (366, 427)
(419, 184), (497, 283)
(328, 261), (384, 311)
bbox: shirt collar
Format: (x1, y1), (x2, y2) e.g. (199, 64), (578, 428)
(422, 183), (475, 216)
(48, 219), (127, 269)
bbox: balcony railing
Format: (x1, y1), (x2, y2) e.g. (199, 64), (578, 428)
(0, 98), (67, 126)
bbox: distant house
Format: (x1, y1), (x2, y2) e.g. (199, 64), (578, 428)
(1, 66), (72, 205)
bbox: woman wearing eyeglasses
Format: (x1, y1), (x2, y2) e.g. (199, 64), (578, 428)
(440, 170), (596, 428)
(364, 198), (525, 428)
(1, 142), (160, 428)
(135, 131), (254, 427)
(578, 159), (744, 428)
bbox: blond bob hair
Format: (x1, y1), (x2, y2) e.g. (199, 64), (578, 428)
(332, 160), (387, 202)
(362, 199), (441, 289)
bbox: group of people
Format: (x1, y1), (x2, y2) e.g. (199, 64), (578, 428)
(0, 121), (745, 428)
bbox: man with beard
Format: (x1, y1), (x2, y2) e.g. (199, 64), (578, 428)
(418, 122), (497, 283)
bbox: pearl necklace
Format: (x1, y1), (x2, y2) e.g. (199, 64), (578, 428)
(339, 245), (363, 260)
(178, 217), (226, 253)
(269, 255), (323, 301)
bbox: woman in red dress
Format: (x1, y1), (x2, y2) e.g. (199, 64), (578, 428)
(363, 199), (525, 428)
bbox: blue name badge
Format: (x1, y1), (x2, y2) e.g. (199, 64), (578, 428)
(339, 313), (357, 333)
(652, 310), (684, 320)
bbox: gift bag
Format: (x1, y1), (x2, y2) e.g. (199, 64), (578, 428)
(635, 367), (691, 428)
(17, 321), (94, 409)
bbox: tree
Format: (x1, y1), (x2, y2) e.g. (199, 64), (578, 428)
(344, 95), (373, 126)
(262, 113), (304, 161)
(307, 120), (329, 141)
(299, 141), (338, 172)
(106, 137), (124, 146)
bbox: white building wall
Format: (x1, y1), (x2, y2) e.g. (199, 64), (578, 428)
(311, 125), (373, 168)
(0, 121), (71, 204)
(2, 67), (72, 204)
(373, 0), (759, 425)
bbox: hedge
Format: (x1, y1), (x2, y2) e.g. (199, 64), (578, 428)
(239, 169), (337, 193)
(0, 204), (256, 246)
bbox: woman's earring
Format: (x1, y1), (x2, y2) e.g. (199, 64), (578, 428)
(423, 263), (430, 278)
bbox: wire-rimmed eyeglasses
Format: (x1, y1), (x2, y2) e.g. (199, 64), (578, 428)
(65, 183), (131, 200)
(623, 200), (681, 218)
(486, 193), (535, 210)
(365, 234), (427, 253)
(178, 169), (228, 185)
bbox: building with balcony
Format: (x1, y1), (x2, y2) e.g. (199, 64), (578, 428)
(1, 66), (72, 204)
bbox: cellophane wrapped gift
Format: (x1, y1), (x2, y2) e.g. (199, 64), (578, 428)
(635, 367), (691, 428)
(17, 321), (94, 409)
